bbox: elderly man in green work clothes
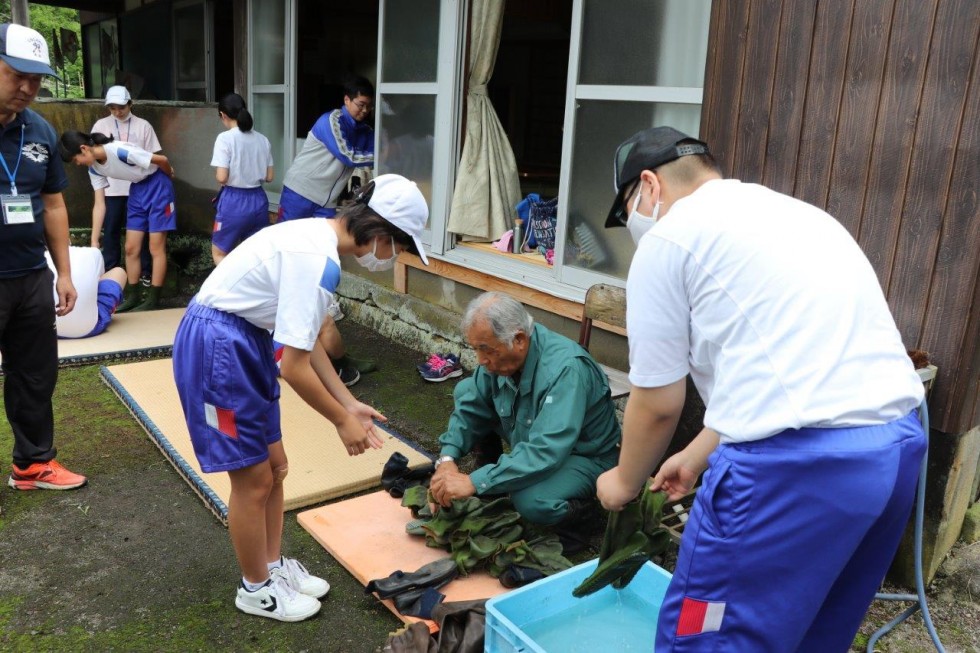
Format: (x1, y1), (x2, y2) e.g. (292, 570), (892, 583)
(429, 291), (621, 533)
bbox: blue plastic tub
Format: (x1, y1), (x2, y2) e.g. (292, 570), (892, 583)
(485, 558), (671, 653)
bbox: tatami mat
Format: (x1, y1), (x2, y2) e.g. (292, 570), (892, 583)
(298, 491), (508, 631)
(101, 358), (433, 524)
(35, 307), (184, 366)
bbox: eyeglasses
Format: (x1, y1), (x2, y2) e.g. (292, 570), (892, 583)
(351, 98), (373, 112)
(613, 178), (642, 226)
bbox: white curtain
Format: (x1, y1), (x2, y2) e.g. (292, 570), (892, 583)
(447, 0), (521, 242)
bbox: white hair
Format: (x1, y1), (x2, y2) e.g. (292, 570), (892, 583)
(461, 292), (534, 347)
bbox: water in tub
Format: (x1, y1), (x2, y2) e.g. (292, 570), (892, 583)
(522, 590), (656, 652)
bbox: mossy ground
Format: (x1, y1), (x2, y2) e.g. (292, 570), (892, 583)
(0, 320), (977, 652)
(0, 321), (453, 653)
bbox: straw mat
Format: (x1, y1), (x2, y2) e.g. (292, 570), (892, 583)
(47, 307), (184, 366)
(101, 358), (432, 524)
(298, 491), (508, 632)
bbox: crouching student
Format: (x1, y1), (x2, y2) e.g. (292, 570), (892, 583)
(45, 246), (126, 338)
(171, 174), (430, 622)
(60, 131), (176, 312)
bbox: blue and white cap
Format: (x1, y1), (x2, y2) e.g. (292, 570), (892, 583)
(0, 23), (57, 76)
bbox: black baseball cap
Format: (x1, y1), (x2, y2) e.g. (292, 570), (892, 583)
(605, 126), (709, 228)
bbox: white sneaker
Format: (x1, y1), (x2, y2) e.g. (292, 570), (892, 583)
(235, 574), (321, 622)
(275, 557), (331, 598)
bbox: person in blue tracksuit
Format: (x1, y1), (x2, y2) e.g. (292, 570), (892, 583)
(278, 75), (374, 221)
(276, 75), (377, 385)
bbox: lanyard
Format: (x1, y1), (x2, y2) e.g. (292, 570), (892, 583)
(114, 118), (130, 142)
(0, 124), (25, 195)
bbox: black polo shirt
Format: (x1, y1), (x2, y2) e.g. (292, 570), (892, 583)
(0, 107), (69, 278)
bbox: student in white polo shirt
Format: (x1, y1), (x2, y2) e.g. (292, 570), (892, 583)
(59, 130), (176, 312)
(171, 174), (429, 622)
(90, 85), (159, 284)
(45, 246), (126, 339)
(210, 92), (273, 264)
(596, 127), (925, 652)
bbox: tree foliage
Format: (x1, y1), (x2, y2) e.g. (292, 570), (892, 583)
(0, 2), (84, 98)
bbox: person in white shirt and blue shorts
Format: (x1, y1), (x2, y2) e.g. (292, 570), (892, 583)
(597, 127), (926, 652)
(171, 174), (430, 622)
(210, 93), (274, 265)
(59, 130), (176, 312)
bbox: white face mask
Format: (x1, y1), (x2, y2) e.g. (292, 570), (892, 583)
(626, 190), (661, 244)
(355, 236), (398, 272)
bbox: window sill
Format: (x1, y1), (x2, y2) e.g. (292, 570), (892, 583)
(394, 250), (626, 337)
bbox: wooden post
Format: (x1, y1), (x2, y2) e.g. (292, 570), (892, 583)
(10, 0), (30, 27)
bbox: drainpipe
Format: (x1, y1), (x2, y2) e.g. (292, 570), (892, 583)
(10, 0), (30, 27)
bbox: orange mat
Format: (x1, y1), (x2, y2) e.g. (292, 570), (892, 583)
(297, 490), (509, 631)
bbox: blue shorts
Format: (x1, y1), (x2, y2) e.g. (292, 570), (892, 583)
(212, 186), (270, 254)
(127, 169), (177, 233)
(57, 280), (123, 339)
(277, 185), (336, 221)
(656, 411), (925, 652)
(88, 280), (122, 337)
(172, 300), (282, 473)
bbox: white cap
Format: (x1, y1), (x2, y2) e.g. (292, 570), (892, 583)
(0, 23), (57, 77)
(367, 174), (429, 265)
(105, 85), (131, 105)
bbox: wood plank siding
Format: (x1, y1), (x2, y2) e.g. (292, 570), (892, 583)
(701, 0), (980, 434)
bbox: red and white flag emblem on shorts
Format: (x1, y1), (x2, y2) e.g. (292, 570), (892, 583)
(214, 221), (222, 232)
(204, 403), (238, 438)
(677, 597), (726, 636)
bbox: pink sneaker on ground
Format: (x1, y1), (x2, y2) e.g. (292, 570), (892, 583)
(420, 354), (463, 382)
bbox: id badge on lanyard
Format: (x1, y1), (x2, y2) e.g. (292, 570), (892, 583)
(0, 125), (32, 225)
(2, 194), (33, 224)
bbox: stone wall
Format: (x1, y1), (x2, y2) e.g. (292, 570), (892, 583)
(32, 98), (222, 237)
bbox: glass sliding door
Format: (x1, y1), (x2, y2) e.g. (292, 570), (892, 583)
(377, 0), (463, 256)
(557, 0), (711, 288)
(248, 0), (293, 197)
(173, 0), (212, 101)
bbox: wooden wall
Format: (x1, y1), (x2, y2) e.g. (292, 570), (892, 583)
(700, 0), (980, 434)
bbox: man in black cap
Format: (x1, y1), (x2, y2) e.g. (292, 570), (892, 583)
(596, 126), (926, 651)
(0, 23), (87, 493)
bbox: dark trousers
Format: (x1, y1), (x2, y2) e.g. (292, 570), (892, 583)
(103, 195), (151, 274)
(0, 268), (59, 466)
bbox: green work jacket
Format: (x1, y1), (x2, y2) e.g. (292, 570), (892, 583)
(439, 324), (621, 496)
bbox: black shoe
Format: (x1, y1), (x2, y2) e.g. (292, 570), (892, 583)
(382, 452), (411, 490)
(499, 564), (545, 589)
(336, 365), (360, 387)
(365, 557), (459, 599)
(381, 452), (435, 497)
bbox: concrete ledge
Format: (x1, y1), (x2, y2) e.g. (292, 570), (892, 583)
(336, 275), (475, 369)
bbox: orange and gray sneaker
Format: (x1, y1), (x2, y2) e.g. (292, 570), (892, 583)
(8, 460), (87, 491)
